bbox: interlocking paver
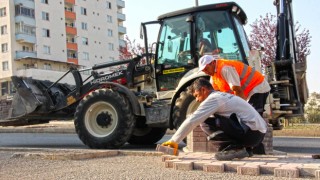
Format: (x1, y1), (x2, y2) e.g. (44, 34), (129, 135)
(161, 151), (320, 179)
(237, 165), (260, 176)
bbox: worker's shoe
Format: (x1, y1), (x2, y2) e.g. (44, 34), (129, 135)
(214, 147), (249, 161)
(246, 147), (254, 157)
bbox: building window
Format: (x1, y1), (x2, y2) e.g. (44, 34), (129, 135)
(1, 82), (9, 96)
(44, 63), (52, 70)
(22, 46), (31, 51)
(15, 23), (36, 36)
(82, 37), (88, 45)
(15, 5), (35, 18)
(42, 28), (50, 37)
(2, 61), (8, 71)
(43, 45), (51, 54)
(81, 22), (87, 30)
(0, 7), (6, 17)
(107, 29), (113, 37)
(81, 7), (87, 15)
(107, 1), (112, 9)
(1, 43), (8, 53)
(1, 25), (7, 35)
(41, 0), (49, 4)
(108, 43), (114, 51)
(107, 15), (112, 23)
(42, 11), (49, 21)
(83, 52), (89, 60)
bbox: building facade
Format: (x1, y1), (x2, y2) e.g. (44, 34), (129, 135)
(0, 0), (126, 97)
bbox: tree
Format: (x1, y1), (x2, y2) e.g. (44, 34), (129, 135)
(119, 35), (145, 60)
(304, 92), (320, 123)
(249, 13), (311, 68)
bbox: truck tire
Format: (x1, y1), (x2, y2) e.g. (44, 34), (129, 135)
(172, 91), (200, 131)
(74, 89), (135, 149)
(128, 127), (167, 145)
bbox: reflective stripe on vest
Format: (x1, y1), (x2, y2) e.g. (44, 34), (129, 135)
(241, 66), (256, 91)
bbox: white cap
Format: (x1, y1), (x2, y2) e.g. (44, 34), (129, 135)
(198, 55), (217, 73)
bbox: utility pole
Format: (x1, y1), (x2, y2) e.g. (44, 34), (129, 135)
(195, 0), (199, 6)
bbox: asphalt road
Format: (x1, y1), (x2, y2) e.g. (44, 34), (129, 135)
(0, 133), (319, 155)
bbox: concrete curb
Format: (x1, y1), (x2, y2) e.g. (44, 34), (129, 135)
(0, 147), (163, 160)
(0, 121), (75, 134)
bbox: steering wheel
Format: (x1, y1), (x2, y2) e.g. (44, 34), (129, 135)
(178, 50), (191, 63)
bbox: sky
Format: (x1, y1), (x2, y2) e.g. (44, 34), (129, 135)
(123, 0), (320, 93)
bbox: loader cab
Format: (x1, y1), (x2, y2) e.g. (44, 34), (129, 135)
(141, 2), (250, 93)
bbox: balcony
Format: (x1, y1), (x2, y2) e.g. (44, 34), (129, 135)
(117, 0), (125, 8)
(15, 33), (36, 44)
(65, 10), (76, 20)
(67, 42), (78, 51)
(14, 0), (35, 8)
(15, 51), (37, 59)
(15, 16), (36, 26)
(67, 58), (78, 65)
(119, 39), (126, 47)
(117, 12), (126, 21)
(65, 0), (75, 5)
(118, 26), (126, 34)
(66, 26), (77, 35)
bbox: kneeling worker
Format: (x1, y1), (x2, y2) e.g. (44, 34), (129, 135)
(162, 78), (267, 160)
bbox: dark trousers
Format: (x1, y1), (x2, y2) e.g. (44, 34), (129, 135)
(248, 92), (269, 116)
(204, 114), (265, 149)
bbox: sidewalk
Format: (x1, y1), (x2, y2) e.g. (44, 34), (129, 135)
(0, 120), (75, 133)
(1, 120), (320, 179)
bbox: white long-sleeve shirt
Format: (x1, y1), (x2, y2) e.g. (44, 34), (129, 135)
(170, 91), (267, 144)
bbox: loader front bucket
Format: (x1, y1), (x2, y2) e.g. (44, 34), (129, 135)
(6, 76), (42, 119)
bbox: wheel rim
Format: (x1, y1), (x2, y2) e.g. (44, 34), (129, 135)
(84, 101), (118, 137)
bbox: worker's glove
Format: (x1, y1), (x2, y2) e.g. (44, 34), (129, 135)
(161, 141), (179, 156)
(161, 141), (178, 149)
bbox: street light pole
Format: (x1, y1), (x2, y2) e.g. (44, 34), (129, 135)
(195, 0), (199, 6)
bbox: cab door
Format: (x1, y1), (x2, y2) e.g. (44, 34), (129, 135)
(154, 15), (194, 92)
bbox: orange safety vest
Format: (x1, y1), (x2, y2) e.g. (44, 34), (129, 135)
(211, 59), (264, 97)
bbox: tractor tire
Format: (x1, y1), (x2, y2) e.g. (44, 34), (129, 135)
(172, 91), (200, 131)
(128, 127), (167, 145)
(74, 89), (135, 149)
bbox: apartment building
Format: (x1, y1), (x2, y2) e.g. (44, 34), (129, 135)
(0, 0), (126, 97)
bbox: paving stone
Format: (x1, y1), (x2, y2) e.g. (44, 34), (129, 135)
(203, 162), (225, 173)
(274, 167), (299, 178)
(225, 162), (247, 172)
(164, 159), (181, 168)
(237, 165), (260, 176)
(299, 165), (320, 177)
(315, 170), (320, 179)
(193, 160), (212, 170)
(161, 155), (178, 162)
(260, 163), (287, 174)
(173, 161), (194, 171)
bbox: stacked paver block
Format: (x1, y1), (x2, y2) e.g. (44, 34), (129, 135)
(186, 122), (273, 154)
(262, 125), (273, 154)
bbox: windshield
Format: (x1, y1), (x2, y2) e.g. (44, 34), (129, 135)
(157, 15), (191, 67)
(195, 11), (243, 61)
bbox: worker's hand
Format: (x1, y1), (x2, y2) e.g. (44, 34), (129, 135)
(161, 141), (178, 149)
